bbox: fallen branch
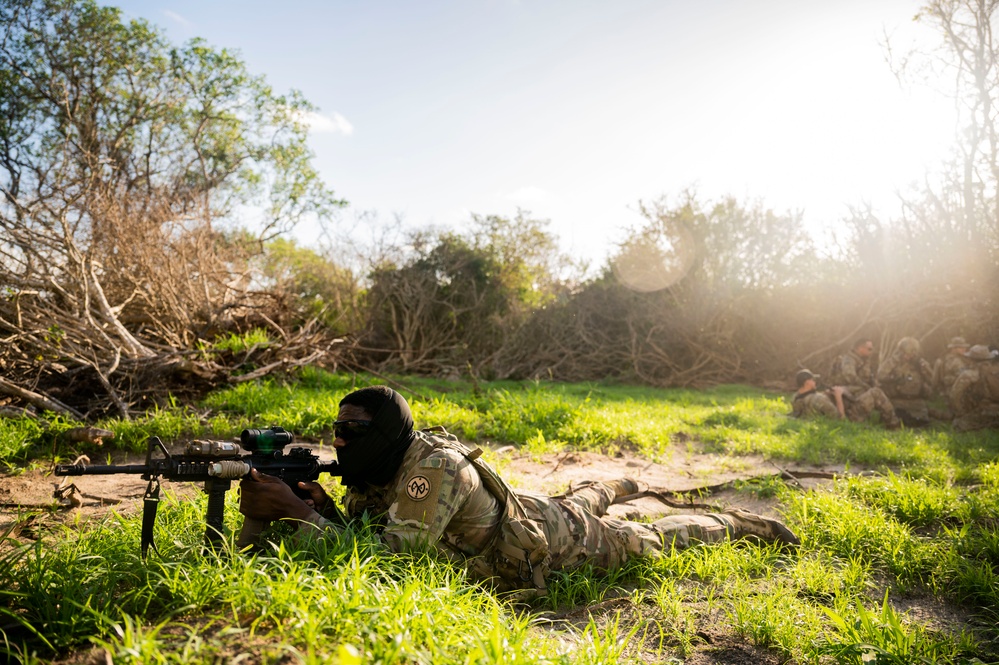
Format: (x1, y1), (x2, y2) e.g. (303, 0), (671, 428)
(0, 406), (39, 420)
(0, 376), (84, 420)
(614, 469), (879, 514)
(614, 489), (724, 513)
(230, 349), (325, 383)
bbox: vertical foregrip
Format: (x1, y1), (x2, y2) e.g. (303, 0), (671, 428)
(203, 477), (230, 551)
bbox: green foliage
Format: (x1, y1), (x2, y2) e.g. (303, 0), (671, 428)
(261, 238), (362, 331)
(3, 374), (999, 662)
(0, 0), (345, 395)
(817, 591), (977, 664)
(0, 492), (629, 663)
(361, 213), (575, 375)
(632, 192), (817, 293)
(0, 418), (51, 464)
(842, 473), (963, 527)
(0, 0), (342, 233)
(728, 580), (827, 654)
(200, 329), (273, 357)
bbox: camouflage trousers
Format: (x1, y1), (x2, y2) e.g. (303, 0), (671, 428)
(953, 402), (999, 432)
(845, 387), (899, 426)
(892, 397), (932, 425)
(518, 482), (733, 573)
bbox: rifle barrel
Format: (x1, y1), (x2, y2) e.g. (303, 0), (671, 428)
(54, 463), (151, 476)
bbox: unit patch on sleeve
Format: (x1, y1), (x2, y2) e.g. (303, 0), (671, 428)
(406, 475), (432, 501)
(395, 457), (447, 525)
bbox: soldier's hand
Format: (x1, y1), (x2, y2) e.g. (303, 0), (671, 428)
(239, 469), (314, 522)
(297, 480), (330, 513)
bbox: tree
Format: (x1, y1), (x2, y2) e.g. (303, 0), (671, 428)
(629, 192), (816, 295)
(260, 238), (363, 334)
(891, 0), (999, 243)
(0, 0), (344, 417)
(842, 0), (999, 351)
(358, 213), (576, 377)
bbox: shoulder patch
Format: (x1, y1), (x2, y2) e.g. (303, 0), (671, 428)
(395, 457), (448, 524)
(406, 475), (432, 501)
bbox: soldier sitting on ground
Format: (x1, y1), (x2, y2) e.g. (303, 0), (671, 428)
(950, 345), (999, 433)
(791, 369), (900, 428)
(877, 336), (937, 426)
(239, 386), (799, 599)
(932, 336), (973, 396)
(828, 338), (878, 397)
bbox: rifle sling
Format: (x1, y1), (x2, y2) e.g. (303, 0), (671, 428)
(141, 478), (161, 558)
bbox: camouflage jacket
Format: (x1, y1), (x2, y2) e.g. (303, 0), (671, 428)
(877, 353), (934, 399)
(340, 430), (501, 557)
(934, 354), (972, 394)
(330, 429), (549, 595)
(828, 350), (874, 396)
(950, 363), (999, 416)
(791, 390), (841, 419)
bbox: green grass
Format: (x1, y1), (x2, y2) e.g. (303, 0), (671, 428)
(2, 370), (998, 663)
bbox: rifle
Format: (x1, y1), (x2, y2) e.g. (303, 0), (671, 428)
(816, 383), (856, 402)
(54, 427), (343, 555)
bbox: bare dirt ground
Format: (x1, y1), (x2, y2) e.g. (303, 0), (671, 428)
(0, 441), (836, 540)
(0, 442), (979, 664)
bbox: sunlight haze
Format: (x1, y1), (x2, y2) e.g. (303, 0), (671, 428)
(108, 0), (953, 266)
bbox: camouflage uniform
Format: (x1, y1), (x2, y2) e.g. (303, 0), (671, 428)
(932, 337), (972, 396)
(791, 387), (898, 426)
(828, 350), (876, 398)
(791, 389), (840, 419)
(934, 353), (973, 395)
(950, 347), (999, 432)
(877, 339), (935, 423)
(518, 485), (735, 572)
(845, 388), (899, 426)
(306, 430), (792, 594)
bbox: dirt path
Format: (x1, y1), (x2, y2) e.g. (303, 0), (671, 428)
(0, 441), (843, 533)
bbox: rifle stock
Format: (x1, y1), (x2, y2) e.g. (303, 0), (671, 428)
(54, 427), (344, 555)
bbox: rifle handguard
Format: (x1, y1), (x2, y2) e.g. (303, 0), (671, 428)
(209, 460), (251, 479)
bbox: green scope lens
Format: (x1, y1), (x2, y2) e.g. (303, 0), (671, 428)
(240, 427), (294, 451)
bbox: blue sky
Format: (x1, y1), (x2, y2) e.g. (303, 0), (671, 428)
(108, 0), (951, 267)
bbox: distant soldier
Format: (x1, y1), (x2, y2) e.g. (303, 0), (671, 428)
(828, 338), (877, 398)
(791, 369), (900, 429)
(877, 337), (935, 425)
(950, 345), (999, 432)
(932, 336), (972, 395)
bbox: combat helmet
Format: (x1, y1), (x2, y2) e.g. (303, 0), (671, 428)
(896, 336), (921, 357)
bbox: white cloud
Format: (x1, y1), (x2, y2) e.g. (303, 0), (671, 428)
(162, 10), (193, 29)
(302, 111), (354, 136)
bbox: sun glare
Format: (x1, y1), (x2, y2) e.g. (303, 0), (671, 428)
(720, 17), (959, 235)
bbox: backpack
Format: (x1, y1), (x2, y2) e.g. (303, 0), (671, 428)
(421, 427), (550, 598)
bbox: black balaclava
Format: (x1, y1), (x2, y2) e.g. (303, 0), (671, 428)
(336, 386), (416, 489)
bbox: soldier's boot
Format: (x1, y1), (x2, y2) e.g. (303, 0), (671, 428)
(604, 477), (640, 499)
(721, 509), (800, 547)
